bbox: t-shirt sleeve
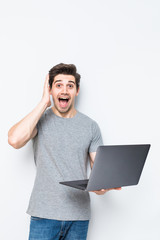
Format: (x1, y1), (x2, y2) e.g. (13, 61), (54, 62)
(33, 113), (44, 139)
(89, 121), (103, 153)
(36, 111), (45, 131)
(36, 119), (40, 131)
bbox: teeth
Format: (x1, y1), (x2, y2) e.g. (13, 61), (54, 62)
(59, 97), (69, 100)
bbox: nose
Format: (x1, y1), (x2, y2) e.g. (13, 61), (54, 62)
(61, 85), (68, 94)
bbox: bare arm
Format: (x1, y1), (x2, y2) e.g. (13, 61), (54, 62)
(89, 151), (96, 169)
(8, 74), (51, 149)
(89, 151), (122, 195)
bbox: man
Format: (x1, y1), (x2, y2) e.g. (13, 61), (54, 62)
(8, 63), (121, 240)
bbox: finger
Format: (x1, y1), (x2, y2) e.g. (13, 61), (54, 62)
(114, 187), (122, 190)
(45, 75), (50, 89)
(106, 188), (121, 191)
(46, 73), (49, 79)
(45, 74), (49, 85)
(101, 188), (112, 191)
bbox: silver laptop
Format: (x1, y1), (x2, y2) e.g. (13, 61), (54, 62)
(59, 144), (151, 191)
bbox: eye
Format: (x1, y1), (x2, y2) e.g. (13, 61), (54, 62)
(68, 84), (73, 88)
(57, 84), (61, 88)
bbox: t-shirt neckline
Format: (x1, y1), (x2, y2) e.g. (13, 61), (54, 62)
(49, 108), (79, 120)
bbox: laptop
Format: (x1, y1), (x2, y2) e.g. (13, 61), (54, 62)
(59, 144), (151, 191)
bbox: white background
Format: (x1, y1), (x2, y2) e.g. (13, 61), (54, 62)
(0, 0), (160, 239)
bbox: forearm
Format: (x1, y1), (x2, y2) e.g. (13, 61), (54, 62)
(8, 99), (48, 149)
(90, 161), (93, 169)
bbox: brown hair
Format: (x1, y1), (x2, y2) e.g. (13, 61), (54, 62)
(49, 63), (81, 90)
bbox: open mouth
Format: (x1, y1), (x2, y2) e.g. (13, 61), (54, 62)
(58, 97), (70, 108)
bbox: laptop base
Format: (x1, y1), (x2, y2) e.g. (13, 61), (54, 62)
(59, 179), (89, 191)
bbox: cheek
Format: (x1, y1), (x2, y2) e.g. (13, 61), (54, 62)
(51, 89), (59, 97)
(70, 89), (77, 97)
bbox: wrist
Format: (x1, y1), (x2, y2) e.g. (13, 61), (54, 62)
(40, 98), (50, 109)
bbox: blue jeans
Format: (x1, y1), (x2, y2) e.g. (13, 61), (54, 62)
(28, 216), (89, 240)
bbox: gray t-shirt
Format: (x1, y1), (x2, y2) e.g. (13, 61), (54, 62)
(26, 108), (103, 220)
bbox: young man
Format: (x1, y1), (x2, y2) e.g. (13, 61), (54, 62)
(8, 63), (121, 240)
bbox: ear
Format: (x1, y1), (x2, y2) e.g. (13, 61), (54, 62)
(76, 87), (80, 96)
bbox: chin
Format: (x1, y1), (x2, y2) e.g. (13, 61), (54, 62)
(54, 101), (73, 114)
(57, 106), (71, 114)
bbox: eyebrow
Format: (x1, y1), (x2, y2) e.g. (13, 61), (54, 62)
(54, 80), (75, 85)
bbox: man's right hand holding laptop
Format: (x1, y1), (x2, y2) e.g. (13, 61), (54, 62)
(89, 187), (122, 195)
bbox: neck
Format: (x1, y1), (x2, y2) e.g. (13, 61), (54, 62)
(51, 107), (77, 118)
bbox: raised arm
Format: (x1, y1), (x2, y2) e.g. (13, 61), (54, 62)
(8, 74), (51, 149)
